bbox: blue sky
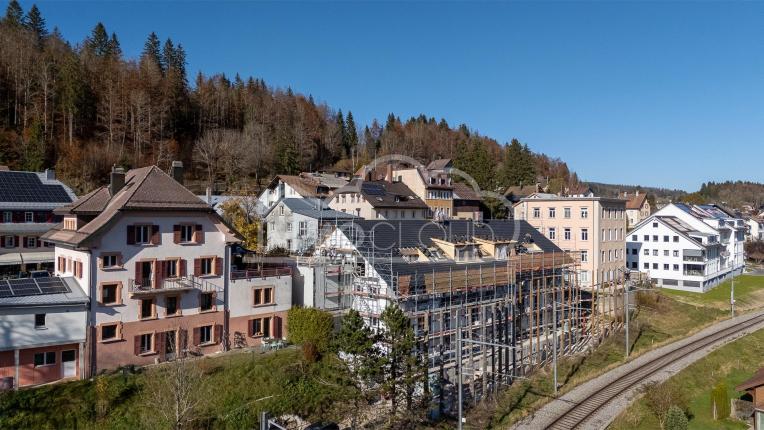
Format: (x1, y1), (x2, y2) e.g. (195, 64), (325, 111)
(17, 1), (764, 191)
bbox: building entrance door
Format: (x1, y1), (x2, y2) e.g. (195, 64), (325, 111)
(62, 350), (76, 378)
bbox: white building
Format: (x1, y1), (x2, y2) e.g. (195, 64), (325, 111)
(746, 218), (764, 242)
(0, 276), (88, 388)
(626, 203), (746, 292)
(256, 173), (348, 216)
(264, 198), (357, 254)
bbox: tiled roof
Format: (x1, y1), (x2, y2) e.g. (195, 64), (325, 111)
(625, 193), (647, 210)
(736, 367), (764, 391)
(427, 159), (452, 170)
(335, 179), (428, 209)
(452, 182), (481, 201)
(279, 198), (358, 220)
(43, 166), (240, 247)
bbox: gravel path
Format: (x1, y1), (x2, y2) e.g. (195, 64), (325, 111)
(511, 309), (764, 430)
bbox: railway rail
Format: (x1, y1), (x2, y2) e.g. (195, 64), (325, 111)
(546, 312), (764, 430)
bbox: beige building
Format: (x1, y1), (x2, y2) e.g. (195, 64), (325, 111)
(513, 194), (627, 288)
(391, 159), (454, 219)
(328, 179), (429, 220)
(624, 191), (651, 230)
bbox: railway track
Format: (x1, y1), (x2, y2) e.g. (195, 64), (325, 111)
(546, 312), (764, 430)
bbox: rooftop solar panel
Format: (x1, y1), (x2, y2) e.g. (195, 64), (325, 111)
(0, 171), (72, 203)
(361, 183), (386, 196)
(0, 277), (70, 298)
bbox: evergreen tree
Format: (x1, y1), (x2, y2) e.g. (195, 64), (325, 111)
(106, 32), (122, 59)
(85, 23), (110, 57)
(380, 304), (426, 419)
(162, 38), (176, 71)
(665, 405), (688, 430)
(336, 109), (347, 155)
(345, 111), (358, 157)
(3, 0), (23, 27)
(142, 31), (164, 72)
(499, 138), (537, 187)
(23, 4), (47, 43)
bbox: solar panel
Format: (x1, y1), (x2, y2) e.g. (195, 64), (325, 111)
(0, 277), (70, 298)
(0, 171), (72, 203)
(361, 182), (386, 196)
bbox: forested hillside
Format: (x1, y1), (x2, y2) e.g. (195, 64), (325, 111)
(681, 181), (764, 209)
(0, 1), (576, 194)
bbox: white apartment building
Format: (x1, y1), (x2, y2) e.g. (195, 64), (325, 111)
(264, 198), (356, 254)
(626, 203), (746, 292)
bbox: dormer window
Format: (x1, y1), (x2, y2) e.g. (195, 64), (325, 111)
(63, 217), (77, 231)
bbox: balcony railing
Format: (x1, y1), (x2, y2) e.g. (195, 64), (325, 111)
(683, 270), (704, 277)
(230, 266), (292, 280)
(683, 256), (705, 263)
(128, 275), (218, 294)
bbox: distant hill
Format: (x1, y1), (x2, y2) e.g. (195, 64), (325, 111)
(585, 182), (686, 204)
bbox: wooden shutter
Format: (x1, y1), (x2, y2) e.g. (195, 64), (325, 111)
(180, 259), (187, 277)
(134, 335), (141, 355)
(0, 237), (4, 247)
(193, 258), (201, 276)
(13, 236), (18, 247)
(194, 224), (204, 244)
(192, 327), (201, 346)
(248, 319), (254, 336)
(274, 316), (282, 339)
(97, 256), (103, 269)
(135, 262), (143, 284)
(156, 331), (166, 357)
(156, 261), (165, 287)
(127, 226), (135, 245)
(151, 225), (160, 245)
(179, 329), (188, 350)
(173, 225), (181, 244)
(214, 324), (222, 344)
(214, 257), (223, 276)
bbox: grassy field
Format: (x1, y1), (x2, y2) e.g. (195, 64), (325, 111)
(609, 328), (764, 430)
(0, 347), (358, 430)
(466, 290), (728, 429)
(663, 274), (764, 311)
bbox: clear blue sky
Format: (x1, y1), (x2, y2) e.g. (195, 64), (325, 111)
(17, 1), (764, 191)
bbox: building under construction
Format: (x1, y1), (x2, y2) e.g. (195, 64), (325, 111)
(298, 219), (605, 407)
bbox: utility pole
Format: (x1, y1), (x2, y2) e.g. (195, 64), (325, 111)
(731, 275), (735, 318)
(553, 295), (557, 395)
(624, 280), (629, 358)
(457, 325), (463, 430)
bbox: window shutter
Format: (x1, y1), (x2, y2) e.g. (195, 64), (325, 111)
(214, 324), (222, 344)
(179, 329), (188, 350)
(151, 225), (160, 245)
(0, 237), (4, 247)
(180, 259), (187, 277)
(156, 331), (165, 357)
(173, 225), (180, 244)
(214, 257), (223, 276)
(118, 322), (123, 339)
(134, 335), (141, 355)
(194, 224), (204, 244)
(248, 320), (254, 337)
(117, 254), (123, 267)
(135, 262), (143, 284)
(193, 327), (201, 346)
(193, 258), (201, 276)
(14, 236), (19, 247)
(97, 256), (103, 269)
(157, 261), (165, 287)
(127, 226), (135, 244)
(274, 316), (282, 339)
(20, 237), (25, 248)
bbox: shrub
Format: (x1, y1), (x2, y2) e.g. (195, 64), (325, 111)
(665, 405), (688, 430)
(644, 382), (688, 428)
(710, 381), (730, 419)
(287, 307), (334, 352)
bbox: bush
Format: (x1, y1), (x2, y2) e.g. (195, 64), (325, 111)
(665, 405), (688, 430)
(266, 246), (290, 257)
(287, 307), (334, 352)
(644, 382), (688, 428)
(710, 381), (730, 419)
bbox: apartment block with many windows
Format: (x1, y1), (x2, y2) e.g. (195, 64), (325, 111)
(513, 193), (627, 288)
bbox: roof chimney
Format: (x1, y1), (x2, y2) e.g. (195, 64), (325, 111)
(385, 164), (393, 183)
(44, 169), (56, 180)
(110, 166), (126, 196)
(171, 161), (184, 185)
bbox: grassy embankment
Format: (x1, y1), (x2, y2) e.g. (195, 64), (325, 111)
(0, 347), (357, 429)
(466, 275), (764, 429)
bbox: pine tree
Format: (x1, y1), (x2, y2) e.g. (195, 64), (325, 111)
(162, 38), (176, 71)
(380, 304), (425, 420)
(345, 111), (358, 157)
(86, 23), (110, 57)
(142, 32), (164, 73)
(23, 4), (47, 43)
(336, 109), (347, 156)
(3, 0), (23, 27)
(107, 32), (122, 59)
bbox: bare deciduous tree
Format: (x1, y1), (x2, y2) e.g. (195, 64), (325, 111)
(140, 357), (210, 430)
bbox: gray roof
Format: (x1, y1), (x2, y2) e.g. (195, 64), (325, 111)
(0, 277), (88, 308)
(334, 179), (429, 209)
(0, 170), (76, 210)
(276, 198), (358, 220)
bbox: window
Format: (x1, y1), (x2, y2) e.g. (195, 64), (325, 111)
(644, 249), (649, 255)
(166, 296), (179, 316)
(286, 223), (292, 232)
(644, 262), (649, 269)
(652, 235), (658, 242)
(581, 229), (588, 241)
(252, 317), (272, 337)
(102, 254), (118, 268)
(673, 250), (679, 257)
(664, 264), (670, 270)
(139, 333), (153, 354)
(580, 271), (590, 283)
(25, 212), (33, 223)
(199, 257), (213, 276)
(140, 298), (154, 319)
(673, 236), (679, 242)
(200, 325), (213, 344)
(564, 228), (571, 240)
(653, 222), (658, 228)
(632, 235), (637, 241)
(564, 207), (571, 218)
(644, 235), (649, 241)
(581, 250), (588, 262)
(601, 251), (605, 262)
(602, 229), (605, 240)
(580, 207), (588, 218)
(286, 239), (292, 250)
(279, 205), (285, 215)
(254, 287), (274, 305)
(135, 225), (151, 244)
(165, 259), (178, 278)
(631, 261), (638, 269)
(180, 225), (194, 242)
(532, 207), (540, 218)
(299, 221), (307, 236)
(33, 351), (56, 367)
(653, 250), (658, 256)
(101, 284), (118, 305)
(3, 235), (13, 248)
(548, 228), (556, 240)
(653, 263), (658, 269)
(673, 264), (679, 271)
(200, 292), (214, 312)
(35, 313), (46, 328)
(664, 250), (669, 256)
(608, 250), (613, 261)
(101, 324), (118, 341)
(663, 235), (669, 242)
(2, 212), (10, 223)
(548, 207), (556, 218)
(631, 248), (638, 255)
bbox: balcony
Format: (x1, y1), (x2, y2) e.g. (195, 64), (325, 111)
(683, 269), (705, 277)
(128, 275), (217, 295)
(683, 256), (705, 263)
(230, 266), (291, 280)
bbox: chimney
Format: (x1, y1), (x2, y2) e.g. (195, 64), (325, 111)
(206, 187), (212, 204)
(110, 166), (126, 196)
(171, 161), (184, 185)
(385, 164), (393, 183)
(45, 169), (56, 180)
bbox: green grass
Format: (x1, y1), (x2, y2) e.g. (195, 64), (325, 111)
(466, 291), (727, 429)
(0, 347), (358, 430)
(663, 274), (764, 311)
(610, 328), (764, 430)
